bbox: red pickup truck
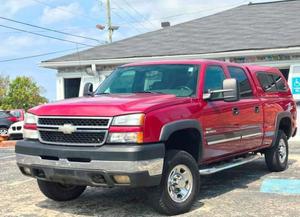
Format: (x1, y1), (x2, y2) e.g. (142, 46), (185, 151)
(16, 60), (297, 215)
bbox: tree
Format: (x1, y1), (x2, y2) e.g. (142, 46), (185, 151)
(0, 75), (9, 104)
(1, 76), (48, 110)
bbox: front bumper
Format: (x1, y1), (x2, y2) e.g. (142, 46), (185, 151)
(15, 140), (165, 187)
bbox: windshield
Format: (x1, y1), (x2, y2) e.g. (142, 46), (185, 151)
(95, 64), (199, 97)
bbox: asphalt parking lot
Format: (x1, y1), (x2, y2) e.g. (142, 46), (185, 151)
(1, 141), (300, 217)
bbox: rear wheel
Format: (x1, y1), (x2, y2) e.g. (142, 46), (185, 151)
(265, 130), (289, 172)
(151, 150), (200, 215)
(37, 180), (86, 201)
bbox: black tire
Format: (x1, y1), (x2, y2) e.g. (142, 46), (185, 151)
(37, 180), (86, 201)
(151, 150), (200, 215)
(0, 127), (8, 136)
(265, 130), (289, 172)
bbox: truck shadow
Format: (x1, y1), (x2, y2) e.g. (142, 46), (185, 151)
(36, 159), (296, 216)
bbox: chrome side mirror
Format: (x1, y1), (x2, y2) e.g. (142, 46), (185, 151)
(223, 78), (239, 102)
(203, 78), (240, 102)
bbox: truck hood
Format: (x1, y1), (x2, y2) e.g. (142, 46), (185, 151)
(30, 94), (191, 117)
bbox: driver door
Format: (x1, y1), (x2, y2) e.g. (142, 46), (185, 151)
(199, 64), (241, 162)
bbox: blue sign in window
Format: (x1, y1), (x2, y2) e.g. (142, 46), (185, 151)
(292, 77), (300, 94)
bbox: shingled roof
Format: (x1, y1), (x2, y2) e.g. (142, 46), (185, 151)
(44, 0), (300, 63)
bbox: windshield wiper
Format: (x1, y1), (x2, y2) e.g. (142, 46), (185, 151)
(95, 92), (110, 95)
(133, 91), (165, 94)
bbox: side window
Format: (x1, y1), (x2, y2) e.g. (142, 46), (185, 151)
(204, 65), (226, 99)
(272, 74), (287, 91)
(257, 73), (277, 92)
(228, 66), (253, 98)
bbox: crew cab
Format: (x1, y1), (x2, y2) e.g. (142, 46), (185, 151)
(15, 60), (297, 215)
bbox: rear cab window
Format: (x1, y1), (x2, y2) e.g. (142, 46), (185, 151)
(256, 72), (288, 92)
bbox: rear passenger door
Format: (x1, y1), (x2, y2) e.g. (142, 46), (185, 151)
(228, 66), (264, 150)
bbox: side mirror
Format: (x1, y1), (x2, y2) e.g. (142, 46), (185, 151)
(83, 83), (94, 97)
(223, 78), (239, 102)
(203, 78), (240, 102)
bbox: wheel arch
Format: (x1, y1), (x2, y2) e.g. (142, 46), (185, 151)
(159, 119), (203, 162)
(272, 111), (292, 146)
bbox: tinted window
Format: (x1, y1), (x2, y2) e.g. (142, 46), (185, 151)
(257, 72), (287, 92)
(0, 111), (9, 118)
(228, 66), (253, 98)
(273, 74), (287, 91)
(203, 65), (226, 99)
(96, 64), (199, 97)
(10, 110), (21, 118)
(204, 65), (226, 92)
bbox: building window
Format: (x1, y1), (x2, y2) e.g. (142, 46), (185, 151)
(64, 78), (81, 99)
(228, 66), (253, 98)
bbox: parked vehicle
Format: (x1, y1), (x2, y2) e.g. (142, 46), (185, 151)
(0, 110), (18, 136)
(15, 60), (297, 215)
(8, 121), (24, 140)
(10, 109), (25, 122)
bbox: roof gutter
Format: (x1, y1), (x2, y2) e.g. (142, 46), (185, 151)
(40, 46), (300, 69)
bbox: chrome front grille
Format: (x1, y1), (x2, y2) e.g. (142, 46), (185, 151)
(37, 116), (111, 146)
(38, 117), (110, 128)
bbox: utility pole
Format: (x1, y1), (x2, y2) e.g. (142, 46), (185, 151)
(96, 0), (119, 43)
(106, 0), (113, 43)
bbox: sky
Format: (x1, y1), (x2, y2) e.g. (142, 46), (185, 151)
(0, 0), (276, 101)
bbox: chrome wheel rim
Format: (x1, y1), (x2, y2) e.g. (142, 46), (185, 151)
(167, 164), (193, 203)
(278, 139), (287, 164)
(0, 128), (8, 136)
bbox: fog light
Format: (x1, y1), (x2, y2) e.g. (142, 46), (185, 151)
(113, 175), (130, 184)
(92, 174), (106, 184)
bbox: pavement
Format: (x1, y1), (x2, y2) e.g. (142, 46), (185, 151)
(0, 141), (300, 217)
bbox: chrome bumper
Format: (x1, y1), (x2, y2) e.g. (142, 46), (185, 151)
(16, 154), (163, 176)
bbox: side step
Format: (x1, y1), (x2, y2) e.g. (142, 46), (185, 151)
(199, 154), (261, 175)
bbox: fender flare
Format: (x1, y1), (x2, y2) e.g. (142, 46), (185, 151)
(272, 111), (292, 147)
(159, 119), (204, 160)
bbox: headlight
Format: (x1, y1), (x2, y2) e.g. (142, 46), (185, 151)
(108, 132), (143, 143)
(112, 114), (144, 126)
(24, 113), (38, 139)
(25, 113), (37, 124)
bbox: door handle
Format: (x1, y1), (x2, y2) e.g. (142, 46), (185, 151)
(232, 107), (240, 115)
(254, 106), (260, 113)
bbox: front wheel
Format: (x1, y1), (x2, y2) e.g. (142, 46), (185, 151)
(37, 180), (86, 201)
(265, 130), (289, 172)
(151, 150), (200, 215)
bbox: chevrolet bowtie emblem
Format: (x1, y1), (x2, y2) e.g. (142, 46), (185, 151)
(58, 124), (76, 134)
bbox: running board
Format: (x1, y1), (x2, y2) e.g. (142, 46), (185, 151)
(199, 154), (261, 175)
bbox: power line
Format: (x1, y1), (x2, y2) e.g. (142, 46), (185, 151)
(110, 10), (143, 34)
(117, 0), (248, 25)
(0, 24), (96, 47)
(98, 0), (142, 34)
(121, 0), (157, 28)
(0, 47), (88, 63)
(112, 2), (152, 31)
(0, 16), (103, 43)
(0, 26), (100, 35)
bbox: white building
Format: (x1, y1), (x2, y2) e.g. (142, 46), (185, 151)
(41, 0), (300, 103)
